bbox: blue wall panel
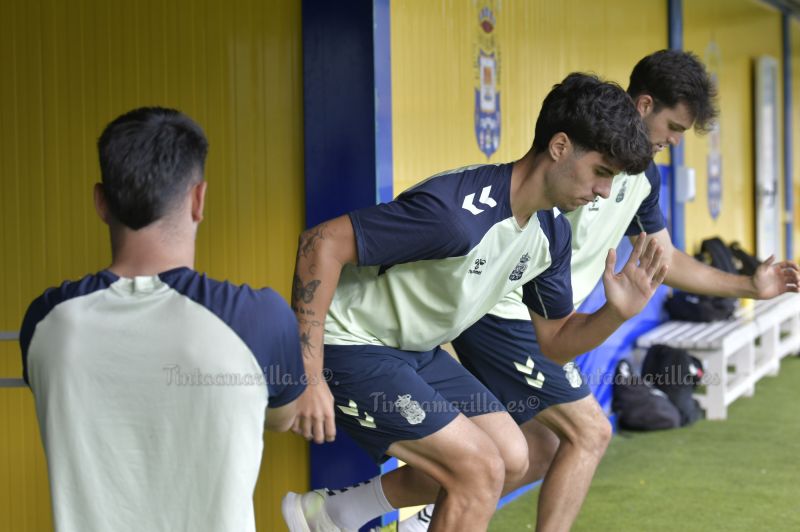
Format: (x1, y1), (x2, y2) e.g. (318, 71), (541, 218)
(303, 0), (378, 228)
(303, 1), (394, 528)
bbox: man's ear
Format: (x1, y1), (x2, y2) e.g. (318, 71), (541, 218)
(548, 132), (571, 162)
(191, 180), (207, 223)
(93, 183), (111, 225)
(634, 94), (654, 117)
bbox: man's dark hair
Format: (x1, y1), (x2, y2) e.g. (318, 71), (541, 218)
(97, 107), (209, 230)
(628, 49), (718, 134)
(533, 73), (651, 175)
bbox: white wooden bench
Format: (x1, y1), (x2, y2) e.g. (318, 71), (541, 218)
(635, 293), (800, 420)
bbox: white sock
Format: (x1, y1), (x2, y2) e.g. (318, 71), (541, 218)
(324, 475), (395, 530)
(399, 504), (434, 532)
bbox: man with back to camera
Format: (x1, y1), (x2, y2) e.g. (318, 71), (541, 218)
(390, 50), (799, 532)
(19, 107), (307, 532)
(281, 72), (669, 532)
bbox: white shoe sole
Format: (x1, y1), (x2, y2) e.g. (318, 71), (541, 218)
(282, 492), (311, 532)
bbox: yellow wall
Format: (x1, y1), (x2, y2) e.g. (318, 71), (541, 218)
(392, 0), (796, 261)
(684, 0), (784, 256)
(391, 0), (667, 193)
(0, 0), (307, 530)
(793, 17), (800, 261)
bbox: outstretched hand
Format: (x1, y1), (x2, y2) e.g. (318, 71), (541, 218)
(603, 233), (669, 321)
(751, 256), (800, 299)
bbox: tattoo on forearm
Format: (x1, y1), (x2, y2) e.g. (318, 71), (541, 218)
(299, 329), (315, 360)
(299, 223), (329, 259)
(292, 275), (321, 305)
(293, 224), (331, 362)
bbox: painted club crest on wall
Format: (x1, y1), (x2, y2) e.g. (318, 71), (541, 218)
(705, 41), (722, 220)
(474, 3), (501, 159)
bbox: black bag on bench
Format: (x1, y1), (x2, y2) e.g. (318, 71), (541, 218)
(729, 241), (761, 276)
(664, 237), (739, 322)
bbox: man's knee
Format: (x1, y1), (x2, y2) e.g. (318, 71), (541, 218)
(585, 410), (613, 451)
(521, 418), (560, 480)
(569, 404), (612, 456)
(500, 426), (530, 485)
(390, 416), (506, 507)
(469, 412), (530, 486)
(441, 438), (506, 508)
(538, 397), (612, 458)
(431, 446), (505, 524)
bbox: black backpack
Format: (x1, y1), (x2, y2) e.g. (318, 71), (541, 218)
(612, 359), (681, 431)
(664, 237), (739, 322)
(641, 344), (704, 426)
(729, 241), (761, 276)
(699, 237), (738, 274)
(664, 291), (737, 321)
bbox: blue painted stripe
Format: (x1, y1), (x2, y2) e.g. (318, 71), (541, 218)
(668, 0), (685, 252)
(497, 480), (542, 510)
(783, 14), (794, 259)
(374, 0), (394, 204)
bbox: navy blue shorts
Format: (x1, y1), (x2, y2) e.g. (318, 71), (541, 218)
(451, 314), (591, 425)
(324, 344), (505, 463)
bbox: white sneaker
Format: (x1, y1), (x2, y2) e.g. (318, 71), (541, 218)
(282, 490), (355, 532)
(398, 505), (433, 532)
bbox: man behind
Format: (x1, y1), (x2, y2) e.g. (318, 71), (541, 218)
(396, 50), (800, 532)
(19, 107), (306, 532)
(282, 73), (667, 532)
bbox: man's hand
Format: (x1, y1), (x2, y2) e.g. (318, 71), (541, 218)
(603, 233), (669, 320)
(291, 377), (336, 444)
(750, 256), (800, 299)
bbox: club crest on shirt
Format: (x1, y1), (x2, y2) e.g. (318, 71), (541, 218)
(508, 253), (530, 281)
(563, 362), (583, 388)
(615, 178), (628, 203)
(395, 394), (426, 425)
(588, 197), (600, 211)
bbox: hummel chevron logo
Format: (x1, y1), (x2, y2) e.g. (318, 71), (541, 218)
(337, 399), (376, 428)
(513, 357), (545, 389)
(462, 185), (497, 215)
